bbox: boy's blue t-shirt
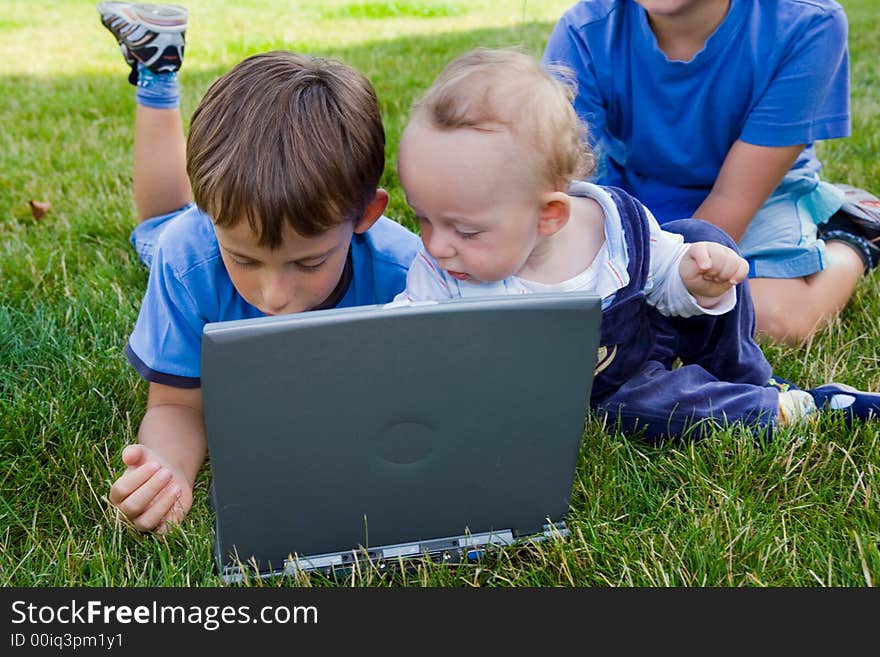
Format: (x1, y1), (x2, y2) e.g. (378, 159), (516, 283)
(126, 206), (420, 388)
(543, 0), (851, 224)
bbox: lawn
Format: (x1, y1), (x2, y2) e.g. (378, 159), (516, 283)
(1, 0), (878, 587)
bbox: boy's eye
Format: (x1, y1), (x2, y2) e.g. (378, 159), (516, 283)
(455, 230), (481, 240)
(231, 258), (259, 269)
(296, 260), (326, 272)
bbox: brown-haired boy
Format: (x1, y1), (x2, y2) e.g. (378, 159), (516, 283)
(97, 3), (420, 532)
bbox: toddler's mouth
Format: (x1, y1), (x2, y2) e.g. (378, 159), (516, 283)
(446, 270), (471, 281)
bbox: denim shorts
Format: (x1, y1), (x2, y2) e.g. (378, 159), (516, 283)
(738, 169), (844, 279)
(129, 203), (195, 268)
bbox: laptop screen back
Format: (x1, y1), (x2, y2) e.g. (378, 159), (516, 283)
(201, 293), (601, 576)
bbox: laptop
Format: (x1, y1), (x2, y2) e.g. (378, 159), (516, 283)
(201, 292), (601, 582)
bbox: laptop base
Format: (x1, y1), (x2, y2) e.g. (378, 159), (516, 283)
(219, 522), (569, 584)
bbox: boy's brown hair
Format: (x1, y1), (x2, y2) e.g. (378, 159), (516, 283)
(187, 51), (385, 248)
(410, 47), (595, 191)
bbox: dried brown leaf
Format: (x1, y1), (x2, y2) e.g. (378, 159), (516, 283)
(29, 199), (51, 220)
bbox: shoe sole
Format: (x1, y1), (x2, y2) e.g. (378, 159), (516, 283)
(834, 183), (880, 241)
(98, 2), (188, 33)
(132, 4), (188, 32)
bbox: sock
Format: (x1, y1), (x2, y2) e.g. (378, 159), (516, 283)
(778, 390), (817, 425)
(135, 63), (180, 110)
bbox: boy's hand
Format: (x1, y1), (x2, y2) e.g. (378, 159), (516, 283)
(679, 241), (749, 308)
(109, 444), (193, 534)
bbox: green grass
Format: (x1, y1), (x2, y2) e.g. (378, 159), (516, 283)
(316, 1), (469, 19)
(1, 0), (878, 587)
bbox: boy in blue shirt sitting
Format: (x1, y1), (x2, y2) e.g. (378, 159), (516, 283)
(543, 0), (880, 345)
(97, 3), (420, 532)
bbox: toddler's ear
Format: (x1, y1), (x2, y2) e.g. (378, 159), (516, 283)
(353, 189), (389, 234)
(538, 192), (571, 237)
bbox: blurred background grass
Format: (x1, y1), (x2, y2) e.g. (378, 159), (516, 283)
(1, 0), (877, 586)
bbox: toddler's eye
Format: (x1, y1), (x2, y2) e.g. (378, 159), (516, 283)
(456, 230), (481, 240)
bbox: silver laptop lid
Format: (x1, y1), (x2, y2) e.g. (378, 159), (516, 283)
(201, 292), (601, 578)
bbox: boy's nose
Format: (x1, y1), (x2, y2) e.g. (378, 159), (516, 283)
(261, 272), (292, 314)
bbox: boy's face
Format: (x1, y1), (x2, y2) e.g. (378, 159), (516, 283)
(634, 0), (727, 18)
(398, 120), (545, 283)
(213, 219), (356, 316)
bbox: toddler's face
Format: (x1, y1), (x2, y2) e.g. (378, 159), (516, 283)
(398, 120), (544, 283)
(213, 219), (355, 316)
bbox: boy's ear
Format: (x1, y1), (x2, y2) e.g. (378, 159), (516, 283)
(537, 191), (571, 237)
(353, 189), (389, 234)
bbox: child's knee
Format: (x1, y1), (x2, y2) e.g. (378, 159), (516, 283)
(753, 294), (819, 345)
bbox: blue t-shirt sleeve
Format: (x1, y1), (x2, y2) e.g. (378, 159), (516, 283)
(543, 13), (622, 187)
(544, 18), (607, 152)
(346, 217), (420, 306)
(741, 6), (850, 146)
(126, 246), (205, 388)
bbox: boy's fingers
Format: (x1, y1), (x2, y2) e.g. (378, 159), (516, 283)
(133, 485), (182, 533)
(121, 444), (148, 468)
(108, 460), (162, 505)
(163, 492), (186, 528)
(114, 467), (173, 520)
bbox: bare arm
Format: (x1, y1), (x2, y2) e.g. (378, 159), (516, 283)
(694, 140), (805, 242)
(138, 382), (206, 481)
(109, 383), (205, 532)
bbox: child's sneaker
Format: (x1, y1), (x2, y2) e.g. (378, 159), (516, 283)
(820, 229), (880, 272)
(819, 184), (880, 271)
(808, 383), (880, 422)
(97, 3), (187, 84)
(766, 374), (801, 393)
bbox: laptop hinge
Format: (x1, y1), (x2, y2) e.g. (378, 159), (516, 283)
(281, 529), (519, 575)
(220, 524), (569, 582)
(542, 521), (569, 539)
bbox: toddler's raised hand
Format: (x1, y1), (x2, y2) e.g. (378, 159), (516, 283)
(679, 241), (749, 308)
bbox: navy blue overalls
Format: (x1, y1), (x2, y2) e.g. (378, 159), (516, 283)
(589, 187), (780, 442)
